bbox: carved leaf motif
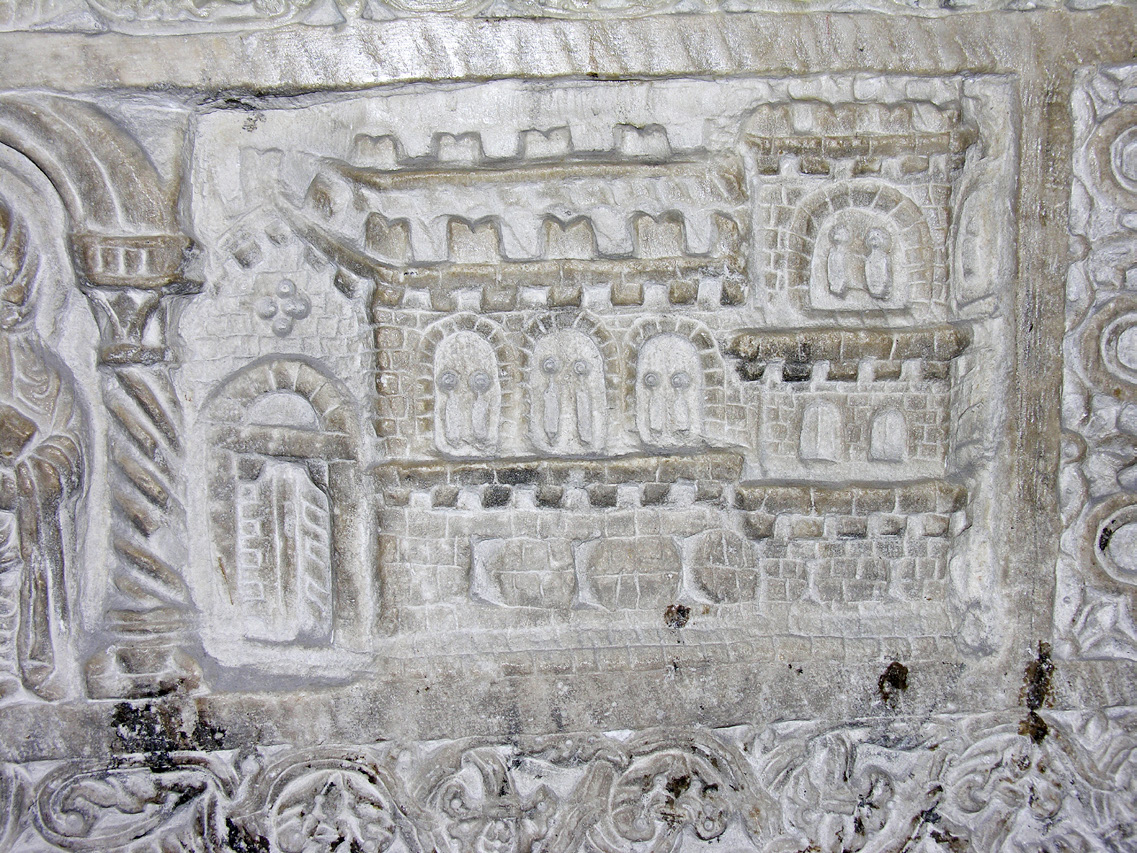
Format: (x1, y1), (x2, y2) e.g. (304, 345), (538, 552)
(938, 716), (1137, 852)
(249, 753), (409, 853)
(33, 762), (220, 851)
(1063, 66), (1137, 662)
(84, 0), (318, 26)
(605, 751), (730, 849)
(421, 746), (556, 853)
(272, 768), (398, 853)
(0, 764), (27, 850)
(586, 732), (762, 853)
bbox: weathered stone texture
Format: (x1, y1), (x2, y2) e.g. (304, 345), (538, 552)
(0, 1), (1133, 850)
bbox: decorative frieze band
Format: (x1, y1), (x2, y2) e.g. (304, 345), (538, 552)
(1, 713), (1135, 851)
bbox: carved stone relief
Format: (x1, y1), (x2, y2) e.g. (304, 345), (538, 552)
(0, 5), (1133, 851)
(1061, 63), (1137, 664)
(0, 191), (83, 703)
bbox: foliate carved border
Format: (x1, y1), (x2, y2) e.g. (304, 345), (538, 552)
(1061, 64), (1137, 661)
(2, 712), (1134, 851)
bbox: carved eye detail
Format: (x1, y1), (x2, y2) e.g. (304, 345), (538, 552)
(438, 371), (459, 392)
(643, 371), (660, 389)
(470, 371), (492, 393)
(542, 356), (560, 375)
(572, 359), (590, 377)
(671, 371), (691, 390)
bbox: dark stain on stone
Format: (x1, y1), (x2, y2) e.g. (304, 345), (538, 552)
(587, 484), (618, 507)
(1022, 642), (1054, 711)
(663, 604), (690, 629)
(1019, 642), (1054, 743)
(192, 712), (227, 751)
(878, 661), (909, 701)
(225, 817), (271, 853)
(482, 485), (512, 507)
(929, 828), (968, 852)
(112, 701), (228, 769)
(1020, 710), (1050, 744)
(665, 773), (691, 799)
(1098, 521), (1115, 553)
(782, 362), (813, 382)
(112, 701), (183, 771)
(737, 361), (765, 382)
(497, 467), (538, 486)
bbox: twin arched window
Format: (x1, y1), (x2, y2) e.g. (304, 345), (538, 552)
(800, 402), (909, 463)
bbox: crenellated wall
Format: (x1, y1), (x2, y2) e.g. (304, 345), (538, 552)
(0, 6), (1133, 852)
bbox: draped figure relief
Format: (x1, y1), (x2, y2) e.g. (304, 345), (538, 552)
(0, 195), (82, 701)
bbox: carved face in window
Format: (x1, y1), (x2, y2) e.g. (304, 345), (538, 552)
(433, 331), (501, 456)
(810, 209), (906, 310)
(635, 334), (703, 448)
(530, 329), (606, 455)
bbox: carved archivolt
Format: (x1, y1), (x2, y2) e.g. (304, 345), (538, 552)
(0, 94), (198, 700)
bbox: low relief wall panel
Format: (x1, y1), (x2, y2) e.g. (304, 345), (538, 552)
(171, 77), (1010, 687)
(0, 5), (1132, 850)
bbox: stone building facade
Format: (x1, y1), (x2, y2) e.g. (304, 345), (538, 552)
(0, 2), (1132, 851)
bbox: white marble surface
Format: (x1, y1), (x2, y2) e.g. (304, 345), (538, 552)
(0, 4), (1132, 851)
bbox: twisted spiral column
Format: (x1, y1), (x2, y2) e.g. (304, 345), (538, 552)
(78, 235), (204, 699)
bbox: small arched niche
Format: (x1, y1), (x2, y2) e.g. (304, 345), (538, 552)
(433, 331), (502, 457)
(198, 357), (365, 657)
(635, 333), (704, 449)
(869, 408), (908, 462)
(800, 401), (843, 462)
(529, 329), (607, 455)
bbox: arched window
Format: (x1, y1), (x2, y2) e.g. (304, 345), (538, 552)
(433, 331), (501, 457)
(530, 329), (607, 455)
(234, 392), (333, 644)
(800, 401), (842, 462)
(635, 334), (704, 448)
(200, 358), (362, 654)
(869, 408), (908, 462)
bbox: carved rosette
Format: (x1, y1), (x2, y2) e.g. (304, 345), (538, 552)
(417, 744), (556, 852)
(235, 750), (412, 852)
(586, 733), (763, 853)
